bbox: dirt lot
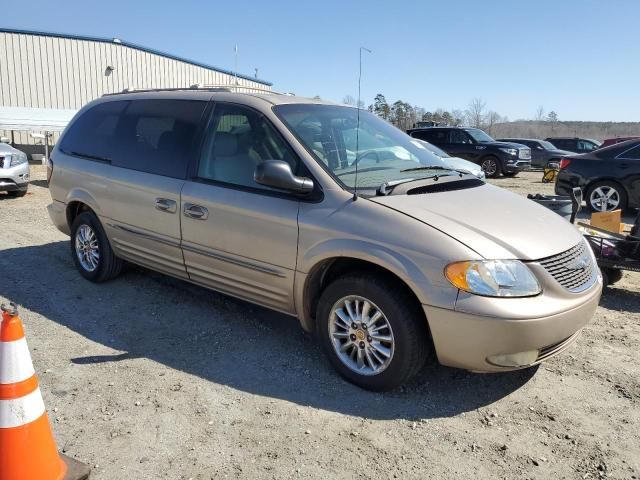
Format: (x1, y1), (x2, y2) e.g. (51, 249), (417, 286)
(1, 167), (639, 479)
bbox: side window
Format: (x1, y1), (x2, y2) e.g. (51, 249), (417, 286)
(198, 103), (298, 190)
(449, 130), (471, 144)
(411, 130), (433, 142)
(112, 99), (207, 178)
(619, 145), (640, 160)
(577, 140), (597, 152)
(59, 101), (129, 160)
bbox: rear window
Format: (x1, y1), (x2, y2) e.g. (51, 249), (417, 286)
(60, 99), (207, 178)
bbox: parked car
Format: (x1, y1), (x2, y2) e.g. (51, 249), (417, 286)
(599, 136), (640, 149)
(497, 138), (572, 168)
(407, 127), (531, 178)
(545, 137), (600, 154)
(48, 90), (601, 390)
(0, 143), (30, 197)
(555, 139), (640, 211)
(413, 138), (485, 179)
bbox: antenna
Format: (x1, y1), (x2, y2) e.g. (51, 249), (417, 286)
(234, 45), (239, 86)
(353, 46), (372, 201)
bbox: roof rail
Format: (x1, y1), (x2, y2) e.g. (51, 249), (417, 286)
(103, 84), (282, 96)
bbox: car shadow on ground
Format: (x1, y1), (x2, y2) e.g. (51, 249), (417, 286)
(0, 241), (542, 420)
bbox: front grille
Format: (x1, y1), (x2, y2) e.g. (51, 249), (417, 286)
(538, 240), (597, 292)
(518, 149), (531, 160)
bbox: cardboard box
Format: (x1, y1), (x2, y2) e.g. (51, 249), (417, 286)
(591, 209), (623, 234)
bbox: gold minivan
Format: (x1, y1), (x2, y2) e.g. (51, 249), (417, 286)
(48, 90), (602, 390)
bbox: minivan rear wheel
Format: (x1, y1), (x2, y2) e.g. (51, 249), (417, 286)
(317, 274), (431, 391)
(70, 211), (123, 282)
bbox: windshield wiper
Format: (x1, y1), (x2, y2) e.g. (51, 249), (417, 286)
(400, 165), (455, 173)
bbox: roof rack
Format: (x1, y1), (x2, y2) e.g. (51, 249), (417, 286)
(104, 84), (285, 96)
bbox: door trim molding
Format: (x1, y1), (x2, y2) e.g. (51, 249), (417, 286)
(181, 242), (287, 278)
(107, 223), (181, 248)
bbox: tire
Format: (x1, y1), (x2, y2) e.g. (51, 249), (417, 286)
(480, 156), (502, 178)
(586, 181), (627, 212)
(601, 268), (623, 287)
(316, 274), (431, 391)
(7, 188), (27, 198)
(70, 211), (123, 282)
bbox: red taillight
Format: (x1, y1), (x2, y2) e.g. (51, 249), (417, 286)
(559, 158), (571, 169)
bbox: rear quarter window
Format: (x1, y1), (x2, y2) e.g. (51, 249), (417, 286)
(59, 101), (129, 161)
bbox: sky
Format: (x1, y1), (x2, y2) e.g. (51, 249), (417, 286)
(4, 0), (640, 122)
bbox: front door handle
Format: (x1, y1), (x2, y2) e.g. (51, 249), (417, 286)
(183, 203), (209, 220)
(155, 198), (177, 213)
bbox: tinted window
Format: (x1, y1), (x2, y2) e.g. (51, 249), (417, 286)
(550, 139), (573, 150)
(619, 144), (640, 160)
(113, 100), (207, 178)
(577, 140), (598, 152)
(411, 130), (435, 142)
(418, 129), (448, 144)
(450, 130), (472, 144)
(197, 103), (298, 190)
(60, 101), (128, 161)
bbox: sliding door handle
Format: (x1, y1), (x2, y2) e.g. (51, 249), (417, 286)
(155, 198), (177, 213)
(183, 203), (209, 220)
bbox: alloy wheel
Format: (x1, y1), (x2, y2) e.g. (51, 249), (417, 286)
(589, 186), (620, 211)
(75, 224), (100, 272)
(481, 158), (497, 176)
(328, 296), (395, 376)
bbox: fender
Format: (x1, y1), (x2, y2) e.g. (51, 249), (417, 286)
(65, 188), (103, 219)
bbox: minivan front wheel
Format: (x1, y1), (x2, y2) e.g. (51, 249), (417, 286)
(317, 275), (430, 391)
(70, 211), (123, 282)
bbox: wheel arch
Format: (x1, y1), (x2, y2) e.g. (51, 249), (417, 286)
(65, 189), (102, 228)
(298, 256), (430, 337)
(584, 177), (630, 208)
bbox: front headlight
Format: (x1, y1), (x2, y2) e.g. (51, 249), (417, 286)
(8, 152), (28, 167)
(499, 147), (518, 156)
(445, 260), (541, 297)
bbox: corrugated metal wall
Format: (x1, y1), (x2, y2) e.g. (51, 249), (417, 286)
(0, 31), (270, 146)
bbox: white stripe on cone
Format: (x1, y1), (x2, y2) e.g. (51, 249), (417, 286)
(0, 337), (36, 384)
(0, 387), (46, 429)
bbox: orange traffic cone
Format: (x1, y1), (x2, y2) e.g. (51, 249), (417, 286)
(0, 302), (91, 480)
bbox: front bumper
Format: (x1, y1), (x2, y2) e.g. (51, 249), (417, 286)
(424, 277), (602, 372)
(503, 159), (531, 173)
(0, 161), (30, 192)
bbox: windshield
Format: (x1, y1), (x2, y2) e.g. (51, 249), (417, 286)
(465, 128), (494, 143)
(274, 104), (452, 190)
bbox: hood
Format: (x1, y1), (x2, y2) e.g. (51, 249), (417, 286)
(371, 183), (583, 260)
(0, 143), (21, 155)
(487, 141), (529, 150)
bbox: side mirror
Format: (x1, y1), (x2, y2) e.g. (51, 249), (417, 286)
(254, 160), (314, 194)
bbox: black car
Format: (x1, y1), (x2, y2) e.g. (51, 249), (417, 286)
(407, 127), (531, 178)
(545, 137), (600, 154)
(555, 139), (640, 211)
(497, 138), (572, 168)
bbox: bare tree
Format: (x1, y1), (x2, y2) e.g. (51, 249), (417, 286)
(486, 111), (502, 135)
(451, 109), (465, 126)
(535, 105), (545, 121)
(465, 98), (487, 128)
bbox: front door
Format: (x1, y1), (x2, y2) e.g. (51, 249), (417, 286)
(447, 129), (477, 161)
(180, 102), (301, 313)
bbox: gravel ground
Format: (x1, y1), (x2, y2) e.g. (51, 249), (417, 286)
(1, 168), (638, 479)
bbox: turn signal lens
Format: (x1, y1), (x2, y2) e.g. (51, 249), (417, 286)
(445, 260), (541, 297)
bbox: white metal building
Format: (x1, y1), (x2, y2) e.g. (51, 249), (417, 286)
(0, 28), (272, 158)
